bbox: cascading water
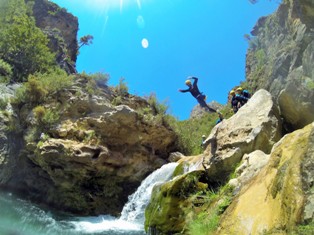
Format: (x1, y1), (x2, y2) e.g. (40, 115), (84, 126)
(73, 162), (179, 234)
(0, 162), (179, 235)
(119, 162), (179, 223)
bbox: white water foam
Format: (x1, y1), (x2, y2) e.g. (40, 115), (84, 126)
(119, 162), (178, 224)
(73, 215), (143, 233)
(72, 162), (178, 234)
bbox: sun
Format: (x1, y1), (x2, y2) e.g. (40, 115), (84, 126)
(88, 0), (142, 11)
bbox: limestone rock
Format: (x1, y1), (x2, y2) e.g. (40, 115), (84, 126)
(168, 152), (185, 162)
(4, 80), (179, 215)
(246, 0), (314, 130)
(26, 0), (79, 73)
(229, 150), (270, 192)
(218, 122), (314, 234)
(203, 89), (282, 182)
(145, 170), (209, 235)
(0, 84), (23, 185)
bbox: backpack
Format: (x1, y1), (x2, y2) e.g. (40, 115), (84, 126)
(242, 90), (251, 99)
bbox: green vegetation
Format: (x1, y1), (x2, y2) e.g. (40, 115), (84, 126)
(306, 80), (314, 90)
(186, 182), (234, 235)
(79, 71), (110, 95)
(33, 105), (60, 129)
(146, 92), (168, 115)
(12, 69), (73, 141)
(188, 211), (220, 235)
(79, 35), (94, 49)
(167, 106), (233, 155)
(0, 58), (12, 83)
(0, 0), (56, 82)
(14, 69), (73, 105)
(145, 168), (235, 235)
(114, 77), (129, 96)
(292, 222), (314, 235)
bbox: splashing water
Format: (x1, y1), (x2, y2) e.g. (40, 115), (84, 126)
(119, 162), (178, 223)
(0, 162), (179, 235)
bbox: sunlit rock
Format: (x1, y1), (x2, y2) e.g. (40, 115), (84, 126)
(218, 122), (314, 234)
(203, 89), (282, 182)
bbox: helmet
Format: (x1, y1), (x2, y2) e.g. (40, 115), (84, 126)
(185, 80), (191, 85)
(236, 87), (243, 92)
(230, 90), (235, 95)
(202, 135), (206, 138)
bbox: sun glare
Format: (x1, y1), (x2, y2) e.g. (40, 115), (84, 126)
(88, 0), (142, 11)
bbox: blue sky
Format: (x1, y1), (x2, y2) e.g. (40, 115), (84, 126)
(51, 0), (281, 120)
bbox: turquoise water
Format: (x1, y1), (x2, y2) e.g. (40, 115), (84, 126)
(0, 191), (145, 235)
(0, 163), (180, 235)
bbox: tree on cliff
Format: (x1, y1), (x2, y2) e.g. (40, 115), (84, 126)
(79, 34), (94, 49)
(0, 0), (55, 82)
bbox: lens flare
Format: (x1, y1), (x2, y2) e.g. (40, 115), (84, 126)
(141, 38), (149, 48)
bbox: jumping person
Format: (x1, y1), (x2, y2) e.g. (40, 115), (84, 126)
(179, 76), (220, 114)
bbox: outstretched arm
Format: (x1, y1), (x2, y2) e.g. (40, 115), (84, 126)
(178, 88), (190, 93)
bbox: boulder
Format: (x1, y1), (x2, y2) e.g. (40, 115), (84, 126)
(203, 89), (282, 182)
(145, 170), (209, 235)
(228, 150), (270, 193)
(168, 152), (185, 162)
(218, 122), (314, 235)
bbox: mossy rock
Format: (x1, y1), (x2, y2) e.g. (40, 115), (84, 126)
(145, 170), (209, 234)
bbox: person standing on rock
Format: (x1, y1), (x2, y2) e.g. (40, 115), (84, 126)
(230, 90), (239, 113)
(236, 87), (250, 106)
(230, 89), (249, 113)
(179, 76), (223, 118)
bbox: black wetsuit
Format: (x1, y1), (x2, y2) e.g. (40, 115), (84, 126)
(180, 77), (216, 113)
(231, 94), (249, 113)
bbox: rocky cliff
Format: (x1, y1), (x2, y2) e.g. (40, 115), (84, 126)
(26, 0), (79, 74)
(0, 76), (179, 216)
(145, 90), (314, 235)
(246, 0), (314, 130)
(219, 121), (314, 234)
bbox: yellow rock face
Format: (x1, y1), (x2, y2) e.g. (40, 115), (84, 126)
(218, 122), (314, 235)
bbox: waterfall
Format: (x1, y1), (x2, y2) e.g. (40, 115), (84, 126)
(119, 162), (178, 224)
(71, 162), (178, 234)
(0, 162), (179, 235)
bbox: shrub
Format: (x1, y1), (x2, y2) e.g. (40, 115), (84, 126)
(78, 71), (110, 95)
(114, 77), (128, 96)
(91, 72), (110, 86)
(0, 0), (55, 81)
(0, 58), (12, 76)
(33, 105), (60, 129)
(13, 69), (73, 105)
(0, 97), (9, 110)
(146, 92), (168, 115)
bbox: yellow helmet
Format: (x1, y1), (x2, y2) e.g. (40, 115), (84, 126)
(230, 90), (235, 95)
(185, 80), (191, 85)
(236, 87), (243, 92)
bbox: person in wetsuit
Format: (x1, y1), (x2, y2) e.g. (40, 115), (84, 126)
(179, 76), (221, 116)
